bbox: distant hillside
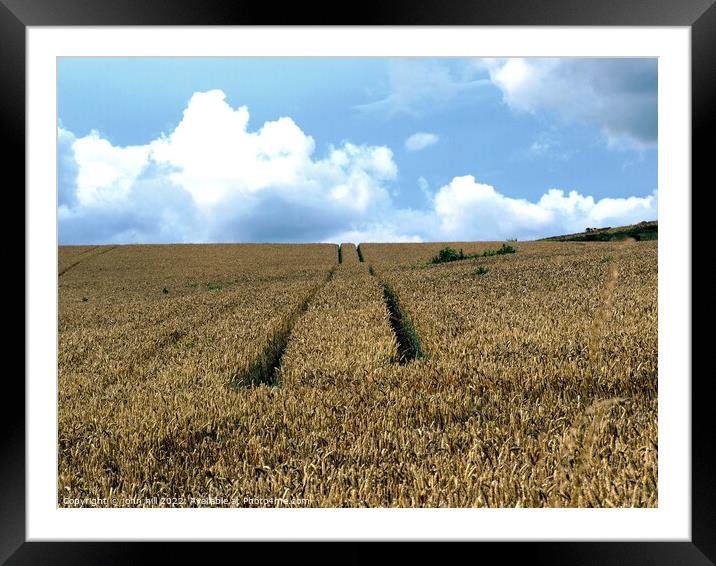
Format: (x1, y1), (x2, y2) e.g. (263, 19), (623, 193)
(540, 220), (658, 242)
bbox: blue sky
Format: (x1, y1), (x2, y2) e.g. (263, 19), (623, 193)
(58, 57), (657, 244)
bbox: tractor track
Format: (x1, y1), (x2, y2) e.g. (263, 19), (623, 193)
(59, 245), (118, 277)
(229, 265), (337, 388)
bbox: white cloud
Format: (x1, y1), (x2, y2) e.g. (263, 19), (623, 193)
(59, 89), (656, 245)
(73, 130), (150, 205)
(355, 60), (490, 117)
(59, 90), (397, 244)
(483, 58), (657, 150)
(432, 176), (553, 240)
(320, 177), (656, 243)
(427, 176), (657, 240)
(405, 132), (439, 151)
(527, 130), (574, 161)
(417, 176), (433, 203)
(328, 224), (423, 244)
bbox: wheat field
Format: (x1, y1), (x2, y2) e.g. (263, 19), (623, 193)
(58, 239), (657, 507)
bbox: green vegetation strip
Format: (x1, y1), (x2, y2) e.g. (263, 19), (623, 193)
(338, 244), (343, 264)
(356, 244), (365, 262)
(229, 267), (336, 388)
(430, 244), (516, 264)
(370, 267), (424, 364)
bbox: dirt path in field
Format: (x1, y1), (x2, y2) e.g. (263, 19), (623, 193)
(59, 245), (118, 277)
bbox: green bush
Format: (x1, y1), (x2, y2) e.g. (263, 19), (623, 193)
(495, 243), (517, 255)
(430, 244), (517, 265)
(431, 247), (475, 264)
(432, 247), (461, 263)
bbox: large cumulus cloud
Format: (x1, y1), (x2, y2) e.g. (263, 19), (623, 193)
(58, 89), (656, 245)
(59, 90), (396, 243)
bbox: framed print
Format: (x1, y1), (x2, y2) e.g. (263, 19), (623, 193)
(9, 0), (711, 563)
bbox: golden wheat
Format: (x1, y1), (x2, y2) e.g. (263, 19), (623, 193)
(58, 240), (657, 507)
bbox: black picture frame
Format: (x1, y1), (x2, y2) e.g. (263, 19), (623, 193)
(8, 0), (710, 563)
